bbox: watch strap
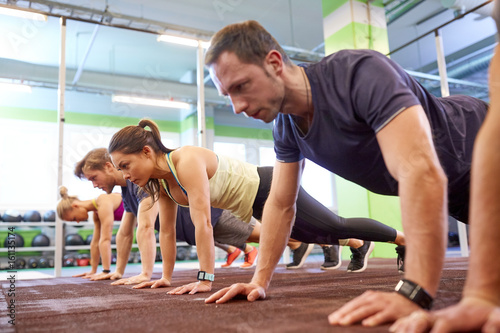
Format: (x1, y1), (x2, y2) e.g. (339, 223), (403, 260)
(197, 271), (215, 282)
(395, 279), (433, 310)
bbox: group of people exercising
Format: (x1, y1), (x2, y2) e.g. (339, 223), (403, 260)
(56, 5), (500, 330)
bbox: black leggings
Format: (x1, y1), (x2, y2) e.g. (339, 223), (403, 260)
(253, 166), (397, 245)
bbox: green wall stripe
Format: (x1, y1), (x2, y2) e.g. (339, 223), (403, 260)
(0, 106), (179, 132)
(180, 113), (215, 132)
(0, 106), (272, 140)
(322, 0), (349, 18)
(367, 192), (402, 258)
(324, 22), (388, 55)
(214, 125), (273, 140)
(65, 113), (180, 132)
(355, 0), (384, 8)
(0, 106), (56, 122)
(322, 0), (384, 18)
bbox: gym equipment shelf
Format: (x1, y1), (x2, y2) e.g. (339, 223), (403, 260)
(0, 246), (56, 252)
(0, 222), (56, 227)
(0, 222), (56, 253)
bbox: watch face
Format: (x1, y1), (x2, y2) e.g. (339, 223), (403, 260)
(197, 271), (214, 281)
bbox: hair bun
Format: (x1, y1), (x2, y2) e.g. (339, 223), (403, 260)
(138, 119), (150, 130)
(59, 186), (68, 198)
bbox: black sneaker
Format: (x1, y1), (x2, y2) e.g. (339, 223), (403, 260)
(347, 241), (374, 273)
(320, 245), (342, 270)
(395, 245), (405, 273)
(286, 243), (314, 270)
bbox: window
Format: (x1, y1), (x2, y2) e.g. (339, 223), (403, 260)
(213, 142), (246, 162)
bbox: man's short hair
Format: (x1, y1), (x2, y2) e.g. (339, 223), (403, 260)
(205, 20), (290, 67)
(74, 148), (111, 179)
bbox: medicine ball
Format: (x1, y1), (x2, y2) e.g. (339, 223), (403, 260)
(176, 246), (189, 261)
(23, 210), (42, 222)
(47, 257), (54, 268)
(43, 210), (56, 222)
(38, 257), (48, 268)
(189, 247), (198, 260)
(77, 254), (89, 266)
(15, 258), (26, 269)
(28, 258), (38, 269)
(2, 210), (22, 222)
(31, 234), (50, 247)
(85, 234), (93, 245)
(65, 233), (84, 246)
(63, 254), (76, 267)
(4, 234), (24, 247)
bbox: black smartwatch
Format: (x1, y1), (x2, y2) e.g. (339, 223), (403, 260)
(197, 271), (215, 282)
(395, 279), (434, 310)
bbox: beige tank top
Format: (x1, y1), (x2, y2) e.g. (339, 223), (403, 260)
(162, 153), (260, 223)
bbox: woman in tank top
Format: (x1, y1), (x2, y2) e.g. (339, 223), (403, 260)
(57, 186), (124, 280)
(108, 119), (405, 295)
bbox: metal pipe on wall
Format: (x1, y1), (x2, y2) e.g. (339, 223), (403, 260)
(197, 41), (206, 148)
(54, 16), (67, 277)
(435, 29), (451, 97)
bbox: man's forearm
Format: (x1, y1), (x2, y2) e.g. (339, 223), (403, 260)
(115, 233), (133, 275)
(251, 204), (295, 289)
(399, 169), (448, 296)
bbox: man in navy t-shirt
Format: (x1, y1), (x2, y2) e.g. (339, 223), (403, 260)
(204, 20), (488, 326)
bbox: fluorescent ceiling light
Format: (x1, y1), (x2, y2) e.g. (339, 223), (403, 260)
(112, 95), (191, 109)
(0, 7), (48, 21)
(157, 34), (210, 49)
(0, 82), (32, 93)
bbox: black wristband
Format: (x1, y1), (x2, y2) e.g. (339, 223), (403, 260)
(102, 269), (111, 274)
(395, 279), (434, 310)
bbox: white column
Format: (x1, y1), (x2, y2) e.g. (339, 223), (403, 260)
(54, 17), (67, 277)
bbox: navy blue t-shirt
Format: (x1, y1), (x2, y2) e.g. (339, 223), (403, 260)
(121, 180), (145, 215)
(122, 180), (223, 244)
(273, 49), (487, 222)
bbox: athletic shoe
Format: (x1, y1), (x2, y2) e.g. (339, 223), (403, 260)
(347, 241), (374, 273)
(240, 247), (258, 269)
(286, 243), (314, 270)
(395, 245), (406, 273)
(320, 245), (342, 270)
(221, 248), (242, 268)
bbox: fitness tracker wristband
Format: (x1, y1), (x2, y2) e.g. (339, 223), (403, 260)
(102, 269), (111, 274)
(395, 279), (434, 310)
(197, 271), (215, 282)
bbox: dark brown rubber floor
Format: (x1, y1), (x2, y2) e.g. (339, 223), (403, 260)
(0, 257), (468, 333)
